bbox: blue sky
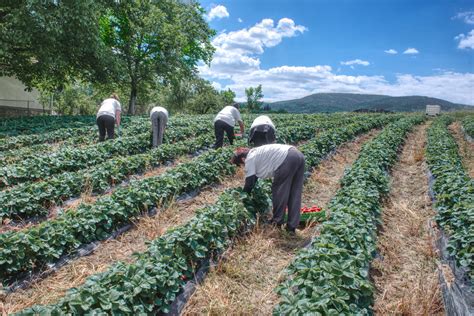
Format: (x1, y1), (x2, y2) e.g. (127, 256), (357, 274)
(197, 0), (474, 104)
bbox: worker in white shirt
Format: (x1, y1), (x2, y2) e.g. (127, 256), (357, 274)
(213, 103), (244, 149)
(150, 106), (169, 148)
(232, 144), (305, 233)
(96, 93), (121, 141)
(248, 115), (276, 147)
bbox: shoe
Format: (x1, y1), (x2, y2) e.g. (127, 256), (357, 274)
(285, 227), (296, 236)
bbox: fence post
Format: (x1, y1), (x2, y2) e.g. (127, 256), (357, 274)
(27, 100), (30, 116)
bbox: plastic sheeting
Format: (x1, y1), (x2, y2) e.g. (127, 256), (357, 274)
(427, 170), (474, 316)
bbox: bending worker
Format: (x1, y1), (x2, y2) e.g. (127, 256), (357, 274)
(248, 115), (276, 147)
(232, 144), (305, 233)
(150, 105), (169, 148)
(96, 93), (121, 141)
(213, 103), (244, 149)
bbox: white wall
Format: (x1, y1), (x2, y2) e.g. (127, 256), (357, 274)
(0, 76), (43, 110)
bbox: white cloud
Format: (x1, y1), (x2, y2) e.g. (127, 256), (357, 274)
(199, 18), (473, 105)
(453, 11), (474, 24)
(403, 48), (419, 54)
(384, 49), (398, 54)
(455, 30), (474, 49)
(206, 5), (229, 21)
(340, 59), (370, 67)
(238, 18), (243, 23)
(200, 17), (307, 80)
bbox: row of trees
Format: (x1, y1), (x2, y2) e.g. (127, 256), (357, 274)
(0, 1), (267, 115)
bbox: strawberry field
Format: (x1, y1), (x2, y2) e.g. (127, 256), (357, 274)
(0, 112), (472, 315)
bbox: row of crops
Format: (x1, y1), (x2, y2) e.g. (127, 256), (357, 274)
(426, 117), (473, 283)
(274, 116), (424, 314)
(11, 114), (395, 314)
(1, 112), (471, 314)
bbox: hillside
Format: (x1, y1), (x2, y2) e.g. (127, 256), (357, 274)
(269, 93), (472, 113)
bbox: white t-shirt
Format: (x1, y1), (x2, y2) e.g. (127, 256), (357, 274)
(214, 106), (242, 126)
(245, 144), (292, 179)
(150, 106), (169, 119)
(97, 98), (121, 119)
(250, 115), (275, 130)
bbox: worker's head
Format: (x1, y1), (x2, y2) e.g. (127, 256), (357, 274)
(231, 147), (250, 165)
(110, 93), (120, 101)
(232, 102), (240, 109)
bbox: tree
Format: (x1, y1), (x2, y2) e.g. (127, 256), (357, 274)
(99, 0), (215, 114)
(0, 0), (112, 90)
(220, 88), (236, 105)
(245, 84), (264, 112)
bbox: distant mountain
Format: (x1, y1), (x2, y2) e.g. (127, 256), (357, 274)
(269, 93), (472, 113)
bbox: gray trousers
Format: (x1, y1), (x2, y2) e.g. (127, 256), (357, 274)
(272, 148), (305, 230)
(151, 111), (168, 148)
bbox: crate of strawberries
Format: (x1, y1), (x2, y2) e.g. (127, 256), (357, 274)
(300, 205), (325, 224)
(285, 205), (326, 226)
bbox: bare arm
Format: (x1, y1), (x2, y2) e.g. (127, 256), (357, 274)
(239, 121), (245, 134)
(115, 111), (121, 126)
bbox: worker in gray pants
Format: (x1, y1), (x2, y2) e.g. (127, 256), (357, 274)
(231, 144), (305, 233)
(150, 106), (169, 148)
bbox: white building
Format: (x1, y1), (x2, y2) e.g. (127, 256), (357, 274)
(0, 76), (48, 116)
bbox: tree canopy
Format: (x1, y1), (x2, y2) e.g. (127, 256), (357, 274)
(0, 0), (215, 114)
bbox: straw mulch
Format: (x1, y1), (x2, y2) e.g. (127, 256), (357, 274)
(183, 130), (380, 315)
(449, 121), (474, 177)
(1, 168), (245, 314)
(372, 123), (444, 315)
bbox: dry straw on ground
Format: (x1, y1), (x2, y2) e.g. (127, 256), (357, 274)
(183, 130), (380, 315)
(372, 123), (444, 315)
(2, 168), (245, 314)
(449, 122), (474, 177)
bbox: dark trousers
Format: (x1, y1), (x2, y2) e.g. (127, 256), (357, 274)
(249, 125), (276, 147)
(97, 115), (115, 141)
(271, 148), (305, 230)
(213, 120), (234, 149)
(151, 111), (168, 148)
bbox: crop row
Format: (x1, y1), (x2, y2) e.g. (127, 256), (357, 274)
(13, 116), (394, 314)
(17, 184), (271, 315)
(462, 115), (474, 139)
(0, 115), (329, 220)
(0, 134), (215, 220)
(426, 117), (473, 282)
(0, 120), (211, 188)
(0, 116), (329, 283)
(274, 115), (424, 315)
(0, 115), (97, 137)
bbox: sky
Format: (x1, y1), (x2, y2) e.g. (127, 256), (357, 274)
(197, 0), (474, 105)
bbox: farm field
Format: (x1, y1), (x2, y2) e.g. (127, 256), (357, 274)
(0, 112), (472, 315)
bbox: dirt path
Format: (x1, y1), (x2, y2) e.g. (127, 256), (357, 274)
(2, 169), (245, 314)
(372, 123), (444, 315)
(449, 122), (474, 177)
(183, 130), (380, 315)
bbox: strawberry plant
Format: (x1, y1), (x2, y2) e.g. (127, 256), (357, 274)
(0, 121), (212, 187)
(462, 115), (474, 139)
(274, 116), (424, 315)
(16, 183), (271, 315)
(426, 117), (474, 283)
(0, 134), (215, 220)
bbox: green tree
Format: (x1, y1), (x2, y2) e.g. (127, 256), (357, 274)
(99, 0), (215, 114)
(219, 88), (236, 105)
(0, 0), (112, 90)
(245, 84), (264, 112)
